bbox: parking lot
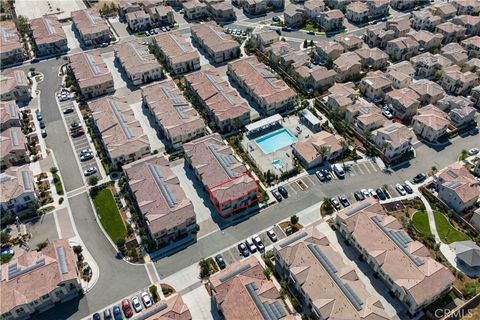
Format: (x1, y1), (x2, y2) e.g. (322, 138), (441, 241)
(57, 95), (102, 182)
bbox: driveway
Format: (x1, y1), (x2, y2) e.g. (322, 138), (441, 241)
(102, 52), (128, 89)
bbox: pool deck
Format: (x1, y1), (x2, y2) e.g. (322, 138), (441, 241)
(240, 115), (316, 175)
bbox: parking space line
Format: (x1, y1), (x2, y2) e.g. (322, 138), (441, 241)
(305, 176), (315, 186)
(286, 184), (298, 195)
(364, 162), (375, 173)
(363, 163), (372, 174)
(368, 162), (378, 172)
(356, 164), (365, 175)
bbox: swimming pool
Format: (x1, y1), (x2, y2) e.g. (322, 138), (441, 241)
(255, 129), (297, 154)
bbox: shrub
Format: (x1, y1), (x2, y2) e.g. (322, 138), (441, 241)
(0, 231), (11, 245)
(199, 258), (211, 278)
(59, 197), (64, 204)
(149, 285), (160, 302)
(88, 176), (99, 186)
(50, 167), (58, 174)
(73, 245), (83, 255)
(290, 215), (299, 225)
(36, 240), (49, 251)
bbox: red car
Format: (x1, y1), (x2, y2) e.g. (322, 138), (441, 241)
(70, 129), (85, 137)
(392, 118), (404, 124)
(121, 299), (133, 318)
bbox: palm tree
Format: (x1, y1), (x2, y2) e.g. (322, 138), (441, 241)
(318, 146), (330, 163)
(340, 140), (349, 167)
(381, 142), (389, 155)
(322, 198), (333, 213)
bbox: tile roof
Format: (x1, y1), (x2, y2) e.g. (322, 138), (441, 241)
(0, 70), (28, 97)
(413, 105), (450, 130)
(143, 293), (192, 320)
(438, 163), (480, 203)
(361, 70), (392, 90)
(333, 51), (361, 72)
(386, 87), (420, 109)
(71, 8), (109, 36)
(30, 15), (66, 46)
(0, 239), (78, 315)
(115, 40), (161, 76)
(388, 36), (419, 50)
(0, 21), (22, 54)
(191, 22), (239, 54)
(293, 131), (345, 164)
(347, 101), (385, 127)
(69, 50), (113, 91)
(123, 155), (195, 236)
(373, 123), (414, 149)
(0, 101), (20, 126)
(336, 199), (454, 309)
(355, 47), (388, 61)
(0, 165), (34, 204)
(0, 126), (26, 157)
(409, 79), (445, 99)
(141, 80), (205, 140)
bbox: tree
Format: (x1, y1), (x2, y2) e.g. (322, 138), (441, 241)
(199, 258), (211, 278)
(0, 232), (11, 245)
(116, 238), (126, 250)
(340, 140), (349, 167)
(318, 146), (330, 162)
(290, 215), (299, 225)
(14, 15), (30, 36)
(303, 39), (307, 48)
(88, 176), (99, 186)
(149, 285), (160, 302)
(73, 245), (83, 255)
(322, 198), (333, 212)
(263, 268), (272, 280)
(309, 39), (314, 47)
(50, 167), (58, 174)
(36, 240), (49, 251)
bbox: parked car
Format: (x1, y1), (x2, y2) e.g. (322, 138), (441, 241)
(252, 235), (264, 251)
(470, 127), (478, 135)
(267, 230), (277, 242)
(0, 248), (14, 257)
(376, 188), (386, 200)
(272, 16), (280, 22)
(104, 309), (113, 320)
(84, 167), (97, 176)
(321, 169), (332, 180)
(403, 183), (413, 194)
(245, 238), (257, 253)
(395, 183), (406, 196)
(80, 148), (92, 155)
(315, 170), (325, 181)
(338, 195), (350, 207)
(361, 189), (370, 198)
(121, 299), (133, 318)
(282, 27), (291, 32)
(278, 186), (288, 198)
(71, 129), (85, 137)
(92, 313), (101, 320)
(382, 109), (393, 119)
(331, 198), (341, 210)
(131, 296), (142, 313)
(354, 191), (365, 201)
(63, 107), (74, 114)
(307, 30), (315, 35)
(215, 254), (226, 269)
(285, 225), (294, 235)
(368, 188), (377, 198)
(413, 173), (427, 184)
(141, 291), (152, 308)
(332, 164), (345, 179)
(113, 305), (123, 320)
(36, 110), (43, 121)
(39, 120), (46, 129)
(272, 189), (282, 202)
(468, 148), (479, 156)
(70, 122), (82, 130)
(238, 242), (249, 257)
(41, 129), (47, 138)
(80, 152), (93, 161)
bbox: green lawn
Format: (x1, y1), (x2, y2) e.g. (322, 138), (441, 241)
(425, 291), (457, 314)
(302, 24), (317, 32)
(53, 173), (64, 196)
(433, 211), (470, 244)
(92, 188), (127, 244)
(411, 211), (432, 236)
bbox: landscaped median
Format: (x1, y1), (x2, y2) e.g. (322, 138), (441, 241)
(92, 187), (127, 245)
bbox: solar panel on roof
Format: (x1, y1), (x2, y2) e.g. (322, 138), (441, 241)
(108, 99), (134, 139)
(0, 176), (11, 183)
(86, 54), (101, 76)
(11, 130), (19, 146)
(8, 103), (17, 117)
(21, 171), (31, 190)
(1, 27), (14, 42)
(43, 17), (57, 35)
(85, 9), (102, 25)
(446, 181), (463, 189)
(345, 202), (371, 216)
(208, 144), (238, 179)
(129, 42), (149, 61)
(148, 164), (177, 208)
(205, 73), (235, 106)
(447, 170), (458, 179)
(8, 258), (46, 279)
(384, 125), (397, 133)
(245, 282), (287, 320)
(14, 72), (23, 84)
(56, 247), (69, 274)
(219, 263), (251, 283)
(168, 34), (187, 53)
(279, 231), (308, 248)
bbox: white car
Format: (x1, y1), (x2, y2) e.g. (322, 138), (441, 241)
(368, 188), (377, 198)
(468, 148), (479, 156)
(395, 183), (406, 196)
(361, 189), (370, 198)
(252, 235), (264, 251)
(382, 109), (393, 119)
(132, 295), (143, 313)
(141, 291), (152, 308)
(83, 167), (97, 176)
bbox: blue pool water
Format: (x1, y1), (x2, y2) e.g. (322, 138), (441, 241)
(272, 159), (284, 169)
(255, 129), (297, 154)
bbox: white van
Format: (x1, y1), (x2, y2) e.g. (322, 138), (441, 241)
(332, 164), (345, 179)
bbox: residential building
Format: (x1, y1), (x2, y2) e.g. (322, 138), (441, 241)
(462, 36), (480, 58)
(147, 5), (175, 26)
(386, 18), (411, 37)
(345, 1), (368, 24)
(250, 30), (278, 51)
(0, 21), (24, 66)
(449, 103), (477, 128)
(0, 127), (28, 169)
(123, 155), (196, 247)
(385, 37), (419, 61)
(345, 101), (385, 133)
(242, 0), (267, 15)
(0, 101), (21, 132)
(334, 34), (363, 51)
(118, 0), (142, 19)
(333, 52), (362, 82)
(273, 227), (390, 320)
(0, 240), (80, 320)
(364, 24), (395, 49)
(126, 10), (151, 32)
(0, 166), (37, 215)
(327, 82), (358, 111)
(228, 56), (296, 115)
(452, 0), (480, 15)
(71, 9), (111, 46)
(440, 66), (478, 95)
(318, 9), (344, 32)
(371, 123), (414, 160)
(386, 61), (415, 89)
(359, 71), (392, 101)
(114, 40), (163, 85)
(182, 0), (208, 20)
(153, 31), (200, 75)
(184, 133), (258, 217)
(464, 57), (480, 74)
(385, 87), (420, 121)
(452, 15), (480, 36)
(293, 131), (345, 168)
(184, 69), (250, 132)
(304, 0), (325, 20)
(0, 70), (30, 102)
(327, 93), (354, 110)
(409, 79), (445, 105)
(412, 105), (450, 142)
(142, 80), (205, 149)
(191, 22), (240, 64)
(430, 2), (457, 21)
(68, 51), (114, 100)
(367, 0), (389, 18)
(30, 15), (68, 57)
(435, 22), (466, 44)
(441, 42), (468, 66)
(314, 39), (343, 61)
(267, 0), (284, 11)
(279, 51), (309, 72)
(410, 52), (453, 78)
(266, 42), (294, 65)
(436, 163), (480, 213)
(411, 10), (442, 31)
(293, 65), (336, 92)
(208, 256), (291, 320)
(89, 96), (150, 166)
(354, 47), (388, 70)
(335, 199), (454, 315)
(208, 1), (236, 23)
(437, 94), (474, 115)
(390, 0), (415, 11)
(471, 85), (480, 107)
(408, 30), (443, 52)
(284, 5), (305, 28)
